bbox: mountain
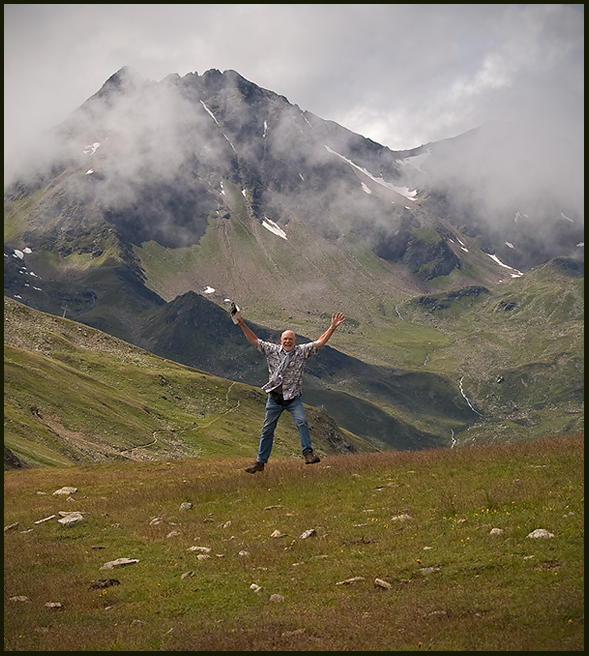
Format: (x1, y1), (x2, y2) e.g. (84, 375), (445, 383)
(4, 67), (584, 454)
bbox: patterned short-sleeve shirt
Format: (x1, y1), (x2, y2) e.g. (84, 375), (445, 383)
(257, 340), (317, 400)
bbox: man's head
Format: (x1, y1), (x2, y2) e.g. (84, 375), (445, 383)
(281, 330), (296, 351)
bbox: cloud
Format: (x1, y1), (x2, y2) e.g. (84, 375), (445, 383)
(4, 4), (584, 187)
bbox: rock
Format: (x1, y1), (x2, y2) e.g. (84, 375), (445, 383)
(9, 595), (30, 603)
(526, 528), (555, 539)
(179, 502), (193, 511)
(88, 579), (120, 590)
(45, 602), (64, 610)
(181, 571), (195, 580)
(34, 515), (57, 524)
(281, 628), (305, 637)
(166, 530), (181, 538)
(196, 554), (210, 560)
(416, 566), (441, 575)
(390, 514), (413, 521)
(52, 487), (77, 496)
(269, 594), (285, 603)
(238, 550), (250, 557)
(489, 527), (504, 535)
(336, 576), (365, 585)
(374, 577), (391, 589)
(187, 546), (210, 553)
(250, 583), (263, 593)
(270, 529), (287, 538)
(58, 512), (84, 527)
(221, 520), (232, 528)
(299, 529), (317, 539)
(149, 517), (163, 525)
(100, 557), (139, 570)
(4, 522), (19, 532)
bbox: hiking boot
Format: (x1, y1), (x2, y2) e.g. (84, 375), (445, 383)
(304, 451), (320, 464)
(245, 461), (265, 474)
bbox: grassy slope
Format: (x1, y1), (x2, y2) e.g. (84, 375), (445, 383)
(4, 434), (583, 651)
(4, 297), (374, 469)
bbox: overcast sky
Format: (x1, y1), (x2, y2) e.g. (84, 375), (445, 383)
(4, 4), (584, 184)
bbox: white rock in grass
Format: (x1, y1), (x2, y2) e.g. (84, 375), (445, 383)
(374, 578), (392, 589)
(100, 557), (139, 570)
(179, 502), (193, 511)
(299, 528), (317, 539)
(270, 529), (287, 538)
(526, 528), (555, 539)
(489, 527), (504, 536)
(45, 602), (64, 611)
(250, 583), (263, 593)
(58, 512), (84, 527)
(187, 546), (211, 553)
(336, 576), (365, 585)
(269, 594), (285, 603)
(53, 487), (77, 496)
(390, 514), (412, 521)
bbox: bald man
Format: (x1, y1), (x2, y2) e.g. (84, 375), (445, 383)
(236, 312), (345, 472)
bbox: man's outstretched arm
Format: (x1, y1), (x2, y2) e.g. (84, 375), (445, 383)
(315, 312), (345, 350)
(236, 316), (260, 347)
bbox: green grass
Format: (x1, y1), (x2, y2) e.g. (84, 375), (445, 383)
(4, 434), (583, 651)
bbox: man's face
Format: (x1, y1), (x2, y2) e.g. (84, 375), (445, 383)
(281, 330), (296, 351)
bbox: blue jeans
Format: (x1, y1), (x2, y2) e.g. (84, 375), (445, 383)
(257, 395), (313, 463)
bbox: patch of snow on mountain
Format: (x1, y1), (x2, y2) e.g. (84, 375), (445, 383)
(262, 218), (287, 240)
(486, 253), (523, 277)
(86, 169), (94, 175)
(505, 241), (514, 249)
(324, 145), (417, 201)
(263, 120), (268, 138)
(561, 212), (574, 223)
(83, 142), (100, 155)
(361, 182), (372, 194)
(203, 286), (215, 294)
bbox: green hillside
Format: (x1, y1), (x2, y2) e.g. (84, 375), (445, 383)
(4, 297), (373, 469)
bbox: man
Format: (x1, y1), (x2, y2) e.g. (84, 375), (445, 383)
(235, 311), (345, 473)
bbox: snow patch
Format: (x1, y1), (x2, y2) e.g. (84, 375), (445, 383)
(83, 142), (100, 155)
(561, 212), (574, 224)
(324, 145), (417, 201)
(505, 241), (514, 249)
(86, 169), (94, 175)
(486, 253), (523, 277)
(203, 286), (215, 294)
(262, 218), (287, 240)
(361, 182), (372, 195)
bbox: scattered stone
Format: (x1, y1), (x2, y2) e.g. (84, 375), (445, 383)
(374, 577), (391, 589)
(187, 546), (211, 553)
(58, 512), (84, 527)
(269, 594), (285, 603)
(100, 557), (139, 570)
(264, 505), (284, 510)
(390, 514), (412, 521)
(34, 515), (57, 525)
(270, 529), (287, 538)
(149, 517), (163, 526)
(166, 530), (181, 538)
(221, 520), (232, 528)
(45, 602), (64, 610)
(427, 610), (448, 618)
(9, 595), (30, 603)
(131, 619), (144, 627)
(52, 487), (77, 496)
(88, 579), (120, 590)
(181, 571), (195, 580)
(336, 576), (365, 585)
(299, 528), (317, 539)
(281, 628), (305, 637)
(197, 554), (210, 560)
(4, 522), (19, 532)
(416, 566), (441, 575)
(526, 528), (555, 539)
(179, 502), (193, 511)
(238, 550), (250, 557)
(489, 527), (504, 536)
(250, 583), (263, 593)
